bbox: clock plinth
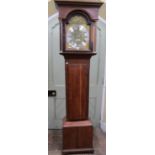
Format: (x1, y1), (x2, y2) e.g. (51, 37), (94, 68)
(63, 118), (94, 155)
(54, 0), (103, 154)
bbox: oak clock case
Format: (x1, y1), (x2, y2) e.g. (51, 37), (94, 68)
(54, 0), (103, 154)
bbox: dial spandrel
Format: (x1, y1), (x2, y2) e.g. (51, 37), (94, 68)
(66, 15), (90, 50)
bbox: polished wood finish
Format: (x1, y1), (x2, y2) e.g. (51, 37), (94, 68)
(66, 60), (89, 120)
(55, 0), (103, 52)
(54, 0), (103, 5)
(66, 57), (89, 120)
(54, 0), (103, 154)
(63, 119), (94, 154)
(63, 148), (94, 155)
(60, 53), (96, 121)
(48, 128), (106, 155)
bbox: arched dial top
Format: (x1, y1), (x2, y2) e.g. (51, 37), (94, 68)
(66, 15), (90, 51)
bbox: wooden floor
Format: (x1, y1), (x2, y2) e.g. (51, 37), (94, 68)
(48, 128), (106, 155)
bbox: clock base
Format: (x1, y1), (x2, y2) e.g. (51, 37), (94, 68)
(62, 148), (94, 155)
(63, 118), (94, 154)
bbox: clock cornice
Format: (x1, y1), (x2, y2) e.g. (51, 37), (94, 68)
(54, 0), (104, 7)
(54, 0), (103, 21)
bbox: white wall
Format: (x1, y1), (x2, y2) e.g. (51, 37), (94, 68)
(101, 67), (106, 132)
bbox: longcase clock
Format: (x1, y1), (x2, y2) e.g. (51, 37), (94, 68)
(54, 0), (103, 154)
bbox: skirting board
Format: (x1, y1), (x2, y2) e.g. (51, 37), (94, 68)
(100, 121), (106, 133)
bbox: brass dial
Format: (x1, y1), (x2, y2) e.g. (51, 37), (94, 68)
(66, 15), (90, 50)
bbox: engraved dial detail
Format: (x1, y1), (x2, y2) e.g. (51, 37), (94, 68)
(66, 15), (90, 50)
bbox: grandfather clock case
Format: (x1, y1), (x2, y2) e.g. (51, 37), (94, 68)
(54, 0), (103, 154)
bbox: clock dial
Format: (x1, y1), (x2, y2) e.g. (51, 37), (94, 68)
(66, 15), (90, 50)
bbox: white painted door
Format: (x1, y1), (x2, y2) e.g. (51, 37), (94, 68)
(48, 13), (106, 129)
